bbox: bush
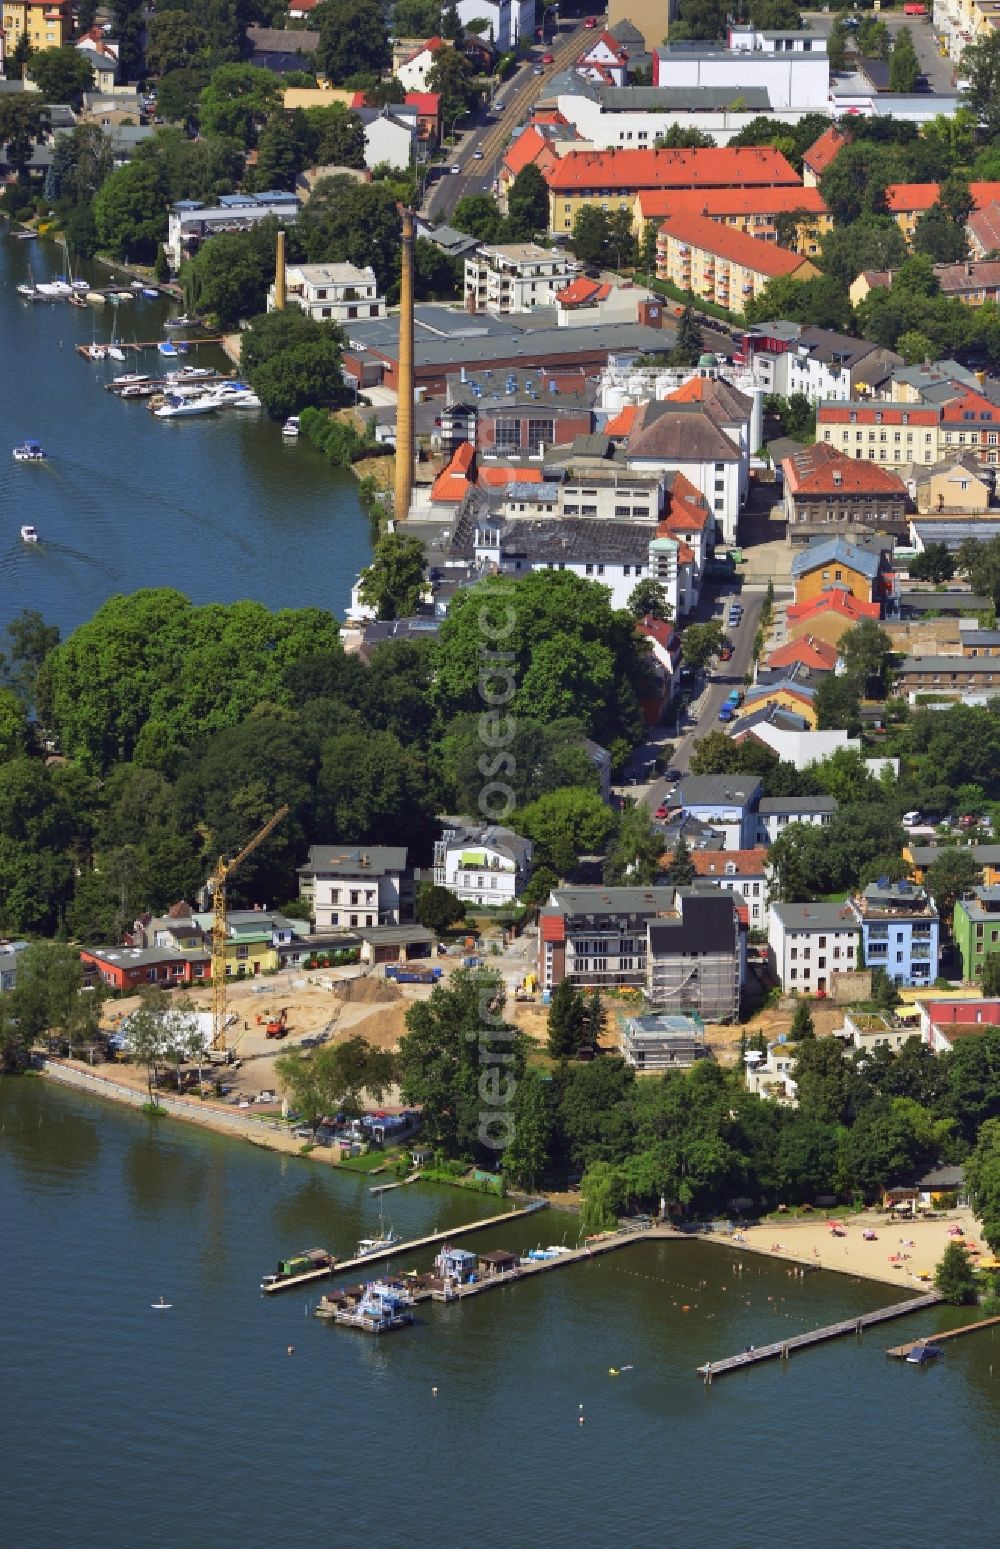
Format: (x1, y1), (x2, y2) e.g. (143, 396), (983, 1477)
(299, 405), (378, 465)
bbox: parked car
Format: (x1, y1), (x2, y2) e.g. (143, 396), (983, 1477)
(585, 14), (597, 24)
(450, 164), (461, 174)
(718, 705), (735, 722)
(902, 810), (922, 826)
(655, 803), (669, 819)
(719, 646), (733, 660)
(665, 767), (682, 781)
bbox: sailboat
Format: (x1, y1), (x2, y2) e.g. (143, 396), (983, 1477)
(107, 311), (125, 363)
(356, 1201), (399, 1258)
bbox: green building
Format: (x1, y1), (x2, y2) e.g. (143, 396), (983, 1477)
(953, 887), (1000, 981)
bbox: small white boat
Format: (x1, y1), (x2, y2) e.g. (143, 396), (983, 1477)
(165, 313), (195, 328)
(112, 372), (150, 387)
(20, 524), (39, 543)
(85, 344), (108, 361)
(12, 441), (46, 462)
(154, 395), (217, 419)
(85, 292), (106, 305)
(71, 278), (90, 292)
(209, 383), (261, 410)
(142, 287), (160, 298)
(282, 416), (300, 439)
(151, 1296), (172, 1310)
(16, 282), (35, 298)
(165, 365), (214, 383)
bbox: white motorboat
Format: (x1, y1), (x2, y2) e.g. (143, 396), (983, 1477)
(71, 278), (90, 292)
(12, 441), (46, 462)
(154, 395), (217, 419)
(165, 313), (195, 328)
(282, 416), (300, 439)
(16, 282), (35, 298)
(85, 344), (108, 361)
(164, 366), (214, 383)
(85, 292), (106, 305)
(20, 524), (39, 542)
(209, 383), (261, 409)
(111, 372), (150, 387)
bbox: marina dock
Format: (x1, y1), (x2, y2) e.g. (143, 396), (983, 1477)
(886, 1312), (1000, 1359)
(74, 339), (224, 359)
(698, 1292), (942, 1382)
(262, 1199), (548, 1294)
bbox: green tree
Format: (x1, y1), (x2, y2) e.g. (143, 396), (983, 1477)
(315, 0), (390, 85)
(667, 831), (695, 886)
(627, 578), (673, 621)
(819, 215), (907, 291)
(296, 176), (403, 296)
(839, 618), (894, 698)
(654, 123), (715, 149)
(414, 237), (462, 300)
(145, 9), (208, 76)
(961, 32), (1000, 140)
(5, 33), (34, 83)
(670, 304), (704, 367)
(958, 535), (1000, 609)
(427, 46), (479, 129)
(980, 955), (1000, 996)
(793, 1036), (851, 1125)
(276, 1035), (396, 1121)
(9, 942), (101, 1053)
(519, 787), (617, 875)
(775, 1116), (840, 1202)
(913, 205), (968, 265)
(0, 609), (59, 711)
(895, 328), (936, 366)
(93, 156), (169, 261)
(397, 970), (528, 1159)
(182, 221), (281, 328)
(604, 801), (665, 885)
(908, 543), (955, 583)
(820, 141), (896, 225)
(451, 192), (506, 242)
(925, 848), (982, 921)
(358, 532), (426, 621)
(935, 1241), (977, 1304)
(123, 987), (174, 1103)
(392, 0), (440, 31)
(306, 102), (366, 168)
(241, 309), (347, 419)
(506, 162), (549, 240)
(790, 1000), (815, 1042)
(815, 673), (863, 736)
(547, 977), (586, 1058)
(254, 113), (305, 192)
(28, 46), (93, 107)
(199, 64), (281, 146)
(441, 0), (463, 39)
(156, 67), (209, 127)
(580, 1159), (626, 1233)
(501, 1068), (554, 1188)
(889, 26), (920, 94)
(569, 204), (609, 265)
(680, 621), (724, 672)
(0, 97), (49, 178)
(964, 1115), (1000, 1251)
(416, 883), (465, 933)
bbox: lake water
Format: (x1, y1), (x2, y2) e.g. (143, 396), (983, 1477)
(0, 233), (373, 639)
(3, 1075), (999, 1549)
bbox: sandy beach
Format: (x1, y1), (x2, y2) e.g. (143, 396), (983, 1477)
(726, 1208), (985, 1287)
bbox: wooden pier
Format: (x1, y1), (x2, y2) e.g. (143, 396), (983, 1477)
(698, 1292), (942, 1382)
(262, 1199), (548, 1293)
(74, 338), (224, 359)
(886, 1312), (1000, 1359)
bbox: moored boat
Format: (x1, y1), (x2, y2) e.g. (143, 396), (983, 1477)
(282, 415), (300, 439)
(906, 1343), (943, 1365)
(260, 1247), (335, 1292)
(154, 394), (217, 419)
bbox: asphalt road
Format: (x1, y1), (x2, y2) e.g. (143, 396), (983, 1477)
(425, 19), (597, 223)
(622, 581), (766, 814)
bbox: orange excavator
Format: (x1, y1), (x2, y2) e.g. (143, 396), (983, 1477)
(266, 1007), (290, 1040)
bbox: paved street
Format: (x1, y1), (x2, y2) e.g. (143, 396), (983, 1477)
(425, 19), (595, 222)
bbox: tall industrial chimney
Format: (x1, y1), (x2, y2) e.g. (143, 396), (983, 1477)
(394, 206), (415, 521)
(274, 229), (286, 311)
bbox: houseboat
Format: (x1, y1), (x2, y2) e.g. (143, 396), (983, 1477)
(12, 441), (46, 461)
(327, 1280), (415, 1333)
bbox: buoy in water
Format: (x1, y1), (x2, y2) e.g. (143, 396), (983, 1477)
(609, 1367), (620, 1376)
(287, 1345), (295, 1355)
(432, 1386), (438, 1396)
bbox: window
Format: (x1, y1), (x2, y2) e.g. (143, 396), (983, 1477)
(495, 418), (520, 453)
(526, 418), (554, 453)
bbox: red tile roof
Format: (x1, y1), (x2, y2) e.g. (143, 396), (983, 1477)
(967, 201), (1000, 253)
(935, 260), (1000, 295)
(691, 848), (769, 877)
(477, 466), (545, 487)
(939, 387), (999, 424)
(676, 540), (695, 564)
(637, 615), (680, 651)
(504, 126), (555, 178)
(817, 403), (938, 426)
(405, 91), (441, 113)
(431, 441), (475, 502)
(782, 441), (906, 497)
(539, 913), (565, 941)
(767, 635), (840, 672)
(786, 591), (881, 623)
(640, 185), (828, 221)
(802, 125), (848, 176)
(531, 109), (569, 126)
(556, 276), (611, 307)
(886, 179), (1000, 214)
(545, 146), (800, 193)
(605, 403), (639, 438)
(658, 212), (815, 279)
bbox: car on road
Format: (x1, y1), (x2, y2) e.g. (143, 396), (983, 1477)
(655, 803), (669, 819)
(718, 705), (735, 722)
(542, 51), (554, 62)
(533, 63), (544, 73)
(585, 14), (597, 24)
(665, 767), (681, 782)
(727, 613), (740, 627)
(450, 164), (461, 174)
(719, 645), (733, 660)
(903, 2), (926, 13)
(474, 148), (484, 158)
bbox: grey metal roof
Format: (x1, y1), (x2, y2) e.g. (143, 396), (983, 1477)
(910, 521), (1000, 549)
(899, 590), (992, 612)
(758, 795), (837, 814)
(674, 774), (762, 808)
(547, 885), (678, 915)
(790, 537), (881, 581)
(899, 656), (998, 672)
(355, 924), (435, 944)
(598, 85), (770, 111)
(344, 313), (676, 369)
(771, 901), (859, 930)
(909, 843), (1000, 864)
(299, 845), (408, 875)
(454, 514), (651, 564)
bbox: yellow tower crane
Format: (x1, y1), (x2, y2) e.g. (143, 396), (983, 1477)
(209, 805), (289, 1054)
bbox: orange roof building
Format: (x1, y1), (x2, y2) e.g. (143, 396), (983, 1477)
(886, 181), (1000, 241)
(781, 442), (907, 530)
(544, 146), (799, 233)
(633, 185), (831, 253)
(656, 212), (819, 312)
(784, 590), (881, 648)
(766, 635), (840, 673)
(802, 125), (848, 186)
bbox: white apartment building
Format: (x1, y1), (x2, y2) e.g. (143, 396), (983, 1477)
(298, 845), (412, 930)
(267, 263), (386, 323)
(768, 900), (860, 995)
(166, 190), (300, 268)
(654, 27), (830, 112)
(465, 243), (581, 315)
(432, 820), (533, 906)
(755, 795), (838, 846)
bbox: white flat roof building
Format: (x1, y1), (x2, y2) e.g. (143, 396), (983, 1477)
(465, 243), (581, 315)
(268, 262), (386, 323)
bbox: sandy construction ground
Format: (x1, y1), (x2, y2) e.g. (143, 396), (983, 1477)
(727, 1207), (985, 1287)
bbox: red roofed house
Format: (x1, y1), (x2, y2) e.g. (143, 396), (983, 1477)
(633, 184), (831, 255)
(500, 125), (558, 204)
(781, 442), (908, 533)
(396, 35), (448, 91)
(887, 180), (1000, 243)
(802, 125), (848, 187)
(919, 998), (1000, 1053)
(656, 212), (819, 313)
(430, 443), (547, 503)
(967, 201), (1000, 259)
(636, 614), (682, 721)
(577, 31), (629, 86)
(555, 275), (612, 310)
(405, 91), (442, 145)
(545, 146), (800, 235)
(687, 848), (770, 926)
(816, 400), (942, 470)
(784, 590), (881, 649)
(765, 634), (839, 674)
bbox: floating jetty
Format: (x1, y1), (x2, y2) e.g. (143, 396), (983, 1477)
(886, 1311), (1000, 1359)
(74, 338), (223, 359)
(698, 1291), (943, 1382)
(261, 1199), (548, 1294)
